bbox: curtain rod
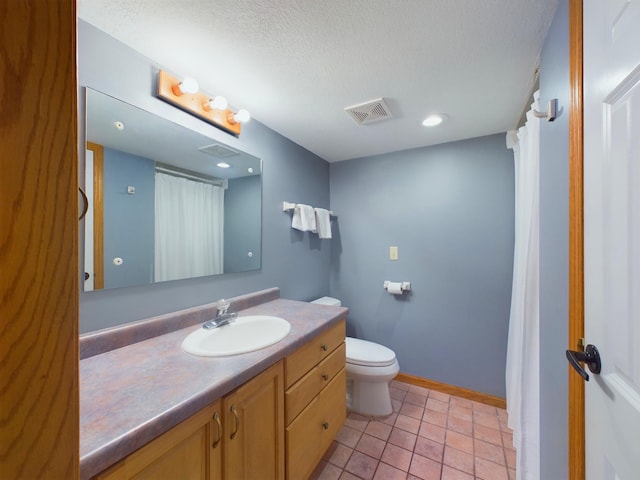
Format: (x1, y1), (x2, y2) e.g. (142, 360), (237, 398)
(155, 165), (227, 187)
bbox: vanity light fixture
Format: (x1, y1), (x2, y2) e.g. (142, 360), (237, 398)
(422, 113), (447, 127)
(157, 70), (249, 136)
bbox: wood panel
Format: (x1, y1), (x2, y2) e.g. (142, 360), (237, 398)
(95, 401), (221, 480)
(0, 1), (79, 478)
(568, 1), (585, 479)
(223, 361), (285, 480)
(394, 373), (506, 409)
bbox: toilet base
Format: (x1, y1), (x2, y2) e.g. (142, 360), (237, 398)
(348, 379), (394, 417)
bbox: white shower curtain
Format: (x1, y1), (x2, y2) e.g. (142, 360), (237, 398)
(154, 171), (224, 282)
(505, 91), (540, 480)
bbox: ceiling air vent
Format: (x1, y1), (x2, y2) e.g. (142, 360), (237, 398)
(198, 143), (240, 158)
(344, 97), (393, 125)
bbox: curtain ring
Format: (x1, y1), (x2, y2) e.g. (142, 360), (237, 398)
(79, 187), (89, 220)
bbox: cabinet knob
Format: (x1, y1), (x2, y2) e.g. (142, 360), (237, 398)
(322, 422), (329, 430)
(321, 373), (329, 381)
(321, 344), (328, 352)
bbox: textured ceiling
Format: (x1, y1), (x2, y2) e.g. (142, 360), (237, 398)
(78, 0), (559, 162)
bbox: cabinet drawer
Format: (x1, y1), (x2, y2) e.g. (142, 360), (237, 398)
(285, 342), (345, 424)
(286, 368), (346, 480)
(285, 319), (345, 388)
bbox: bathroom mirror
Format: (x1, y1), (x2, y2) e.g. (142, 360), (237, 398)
(84, 88), (262, 291)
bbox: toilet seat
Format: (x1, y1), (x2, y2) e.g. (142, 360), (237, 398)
(346, 337), (397, 367)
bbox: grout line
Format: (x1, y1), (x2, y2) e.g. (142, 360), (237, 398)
(316, 385), (514, 480)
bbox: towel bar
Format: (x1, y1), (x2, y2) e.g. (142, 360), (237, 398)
(282, 201), (334, 216)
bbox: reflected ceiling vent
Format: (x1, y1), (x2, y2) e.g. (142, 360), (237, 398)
(344, 97), (393, 125)
(198, 142), (241, 158)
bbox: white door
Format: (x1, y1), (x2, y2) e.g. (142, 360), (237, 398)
(583, 2), (640, 479)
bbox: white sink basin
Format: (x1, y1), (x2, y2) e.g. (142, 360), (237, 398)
(181, 315), (291, 357)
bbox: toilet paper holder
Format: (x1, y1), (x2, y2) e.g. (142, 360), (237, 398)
(383, 281), (411, 292)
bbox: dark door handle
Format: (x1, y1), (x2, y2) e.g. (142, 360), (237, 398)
(566, 344), (601, 381)
(79, 187), (89, 220)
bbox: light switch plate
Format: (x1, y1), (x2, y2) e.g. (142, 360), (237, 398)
(389, 246), (398, 260)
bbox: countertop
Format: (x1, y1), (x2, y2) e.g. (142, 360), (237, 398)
(79, 294), (347, 479)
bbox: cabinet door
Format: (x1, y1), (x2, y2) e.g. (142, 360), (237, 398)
(95, 400), (222, 480)
(223, 361), (285, 480)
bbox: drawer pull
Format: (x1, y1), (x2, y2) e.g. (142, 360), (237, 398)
(321, 373), (329, 381)
(212, 412), (222, 448)
(322, 422), (329, 430)
(321, 344), (328, 351)
(230, 405), (239, 440)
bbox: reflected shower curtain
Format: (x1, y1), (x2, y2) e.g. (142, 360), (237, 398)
(505, 92), (540, 480)
(154, 172), (224, 282)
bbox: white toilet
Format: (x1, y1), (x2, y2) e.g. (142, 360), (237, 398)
(311, 297), (400, 417)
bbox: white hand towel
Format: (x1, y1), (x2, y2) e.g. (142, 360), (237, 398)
(292, 204), (317, 232)
(314, 208), (332, 239)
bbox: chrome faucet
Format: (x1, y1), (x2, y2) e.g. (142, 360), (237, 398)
(203, 299), (238, 330)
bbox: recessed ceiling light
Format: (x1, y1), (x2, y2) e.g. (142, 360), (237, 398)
(422, 114), (447, 127)
(114, 121), (124, 131)
(217, 162), (230, 168)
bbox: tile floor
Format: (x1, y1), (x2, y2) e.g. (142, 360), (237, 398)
(310, 380), (516, 480)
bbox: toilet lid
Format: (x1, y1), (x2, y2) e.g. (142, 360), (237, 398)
(346, 337), (397, 367)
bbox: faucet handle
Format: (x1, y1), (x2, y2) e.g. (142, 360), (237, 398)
(216, 298), (230, 314)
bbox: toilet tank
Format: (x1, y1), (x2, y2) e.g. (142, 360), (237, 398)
(311, 296), (342, 307)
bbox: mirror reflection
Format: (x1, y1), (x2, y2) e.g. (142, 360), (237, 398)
(84, 88), (262, 291)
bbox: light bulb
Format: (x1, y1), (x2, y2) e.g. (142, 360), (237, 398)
(205, 96), (228, 111)
(176, 76), (199, 95)
(232, 109), (251, 124)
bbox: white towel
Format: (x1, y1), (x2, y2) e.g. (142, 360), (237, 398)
(292, 204), (316, 232)
(314, 208), (332, 239)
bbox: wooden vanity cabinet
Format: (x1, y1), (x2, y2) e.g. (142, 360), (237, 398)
(285, 320), (347, 479)
(92, 318), (346, 480)
(95, 400), (223, 480)
(94, 361), (283, 480)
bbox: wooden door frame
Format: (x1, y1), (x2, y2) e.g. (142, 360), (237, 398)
(87, 141), (105, 289)
(568, 0), (585, 479)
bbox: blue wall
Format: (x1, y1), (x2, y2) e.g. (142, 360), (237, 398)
(102, 148), (155, 289)
(79, 21), (331, 332)
(224, 175), (262, 272)
(539, 1), (569, 476)
(79, 21), (518, 408)
(329, 134), (514, 397)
